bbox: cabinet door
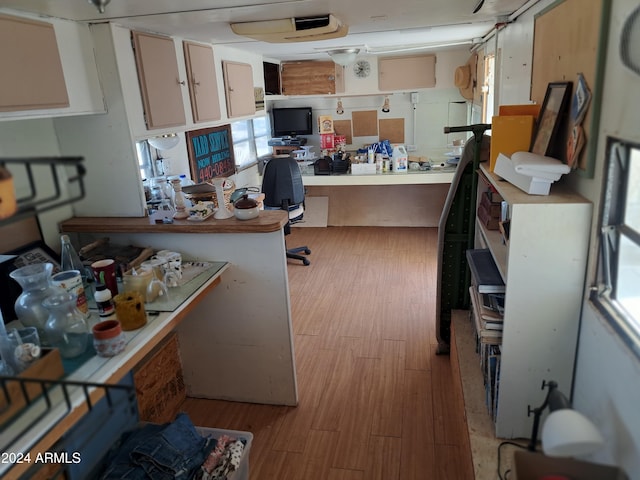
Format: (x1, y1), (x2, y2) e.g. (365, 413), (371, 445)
(183, 41), (221, 123)
(222, 61), (256, 118)
(378, 54), (436, 91)
(280, 61), (336, 95)
(131, 31), (186, 129)
(0, 14), (69, 112)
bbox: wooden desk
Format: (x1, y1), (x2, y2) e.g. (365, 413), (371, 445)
(301, 169), (456, 227)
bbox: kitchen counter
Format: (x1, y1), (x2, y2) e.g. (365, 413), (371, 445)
(60, 210), (288, 234)
(61, 212), (299, 411)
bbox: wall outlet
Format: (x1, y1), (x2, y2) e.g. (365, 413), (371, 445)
(410, 92), (419, 104)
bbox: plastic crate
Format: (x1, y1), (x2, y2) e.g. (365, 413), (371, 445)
(195, 426), (254, 480)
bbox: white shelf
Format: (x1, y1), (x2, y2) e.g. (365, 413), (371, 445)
(474, 164), (592, 439)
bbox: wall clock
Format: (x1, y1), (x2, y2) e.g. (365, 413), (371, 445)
(353, 60), (371, 78)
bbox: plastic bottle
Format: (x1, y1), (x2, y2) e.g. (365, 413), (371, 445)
(180, 174), (195, 187)
(391, 145), (408, 173)
(94, 283), (115, 317)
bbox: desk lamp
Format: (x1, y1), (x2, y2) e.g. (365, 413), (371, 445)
(527, 380), (604, 456)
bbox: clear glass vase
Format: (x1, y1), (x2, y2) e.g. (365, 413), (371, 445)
(9, 263), (63, 346)
(42, 292), (89, 359)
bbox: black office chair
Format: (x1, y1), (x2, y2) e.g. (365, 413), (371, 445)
(261, 156), (311, 266)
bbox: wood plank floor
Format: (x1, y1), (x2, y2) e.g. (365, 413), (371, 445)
(182, 226), (475, 479)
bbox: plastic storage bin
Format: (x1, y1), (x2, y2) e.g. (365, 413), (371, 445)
(196, 426), (254, 480)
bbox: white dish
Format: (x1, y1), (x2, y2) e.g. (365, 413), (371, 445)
(187, 211), (214, 221)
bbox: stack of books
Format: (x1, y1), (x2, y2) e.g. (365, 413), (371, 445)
(466, 248), (505, 420)
(477, 190), (503, 230)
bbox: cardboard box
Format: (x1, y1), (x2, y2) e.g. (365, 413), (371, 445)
(498, 104), (541, 117)
(490, 114), (536, 171)
(351, 163), (377, 175)
(514, 451), (627, 480)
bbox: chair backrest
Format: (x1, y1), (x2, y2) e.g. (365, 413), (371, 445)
(261, 156), (305, 209)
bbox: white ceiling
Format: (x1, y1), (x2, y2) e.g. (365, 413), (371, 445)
(0, 0), (535, 61)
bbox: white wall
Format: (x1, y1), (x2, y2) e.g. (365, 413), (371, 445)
(571, 0), (640, 475)
(268, 49), (472, 160)
(497, 0), (640, 476)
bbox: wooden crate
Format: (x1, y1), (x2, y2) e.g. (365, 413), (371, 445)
(133, 332), (185, 423)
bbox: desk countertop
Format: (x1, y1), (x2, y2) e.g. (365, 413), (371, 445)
(301, 168), (456, 186)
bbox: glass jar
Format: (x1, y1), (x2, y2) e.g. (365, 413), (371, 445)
(42, 292), (89, 359)
(9, 263), (64, 346)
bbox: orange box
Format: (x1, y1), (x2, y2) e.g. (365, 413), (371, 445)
(498, 104), (541, 117)
(489, 114), (536, 171)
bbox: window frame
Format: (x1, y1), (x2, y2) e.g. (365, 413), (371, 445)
(590, 136), (640, 359)
(231, 116), (271, 172)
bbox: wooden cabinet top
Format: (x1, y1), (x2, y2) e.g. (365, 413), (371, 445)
(60, 210), (288, 234)
(281, 60), (337, 95)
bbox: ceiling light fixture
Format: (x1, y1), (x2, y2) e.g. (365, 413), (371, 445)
(327, 48), (360, 67)
(148, 133), (180, 151)
(88, 0), (110, 14)
(336, 99), (344, 115)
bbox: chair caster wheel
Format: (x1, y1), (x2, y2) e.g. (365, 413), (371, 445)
(304, 248), (311, 255)
(303, 258), (310, 266)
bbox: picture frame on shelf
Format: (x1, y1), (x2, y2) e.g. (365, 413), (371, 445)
(530, 81), (572, 158)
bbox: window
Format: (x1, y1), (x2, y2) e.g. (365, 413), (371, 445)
(136, 140), (156, 181)
(231, 116), (271, 171)
(592, 137), (640, 354)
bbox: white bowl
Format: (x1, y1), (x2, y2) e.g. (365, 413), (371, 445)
(234, 206), (259, 220)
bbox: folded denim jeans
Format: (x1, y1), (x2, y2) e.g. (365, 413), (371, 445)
(101, 413), (211, 480)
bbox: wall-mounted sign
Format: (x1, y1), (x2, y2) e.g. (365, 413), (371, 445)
(186, 125), (235, 183)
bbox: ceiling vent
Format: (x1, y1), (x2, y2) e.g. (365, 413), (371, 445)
(230, 14), (348, 43)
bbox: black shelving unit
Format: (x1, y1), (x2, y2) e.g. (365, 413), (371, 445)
(0, 157), (86, 227)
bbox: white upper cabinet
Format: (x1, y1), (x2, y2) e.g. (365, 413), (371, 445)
(131, 30), (187, 130)
(0, 14), (68, 112)
(183, 41), (221, 124)
(0, 11), (104, 120)
(222, 61), (256, 118)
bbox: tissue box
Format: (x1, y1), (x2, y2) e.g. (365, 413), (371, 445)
(351, 163), (377, 175)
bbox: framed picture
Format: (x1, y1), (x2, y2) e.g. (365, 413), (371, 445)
(530, 81), (572, 157)
(186, 125), (235, 184)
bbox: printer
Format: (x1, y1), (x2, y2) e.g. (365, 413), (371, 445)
(494, 151), (571, 195)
